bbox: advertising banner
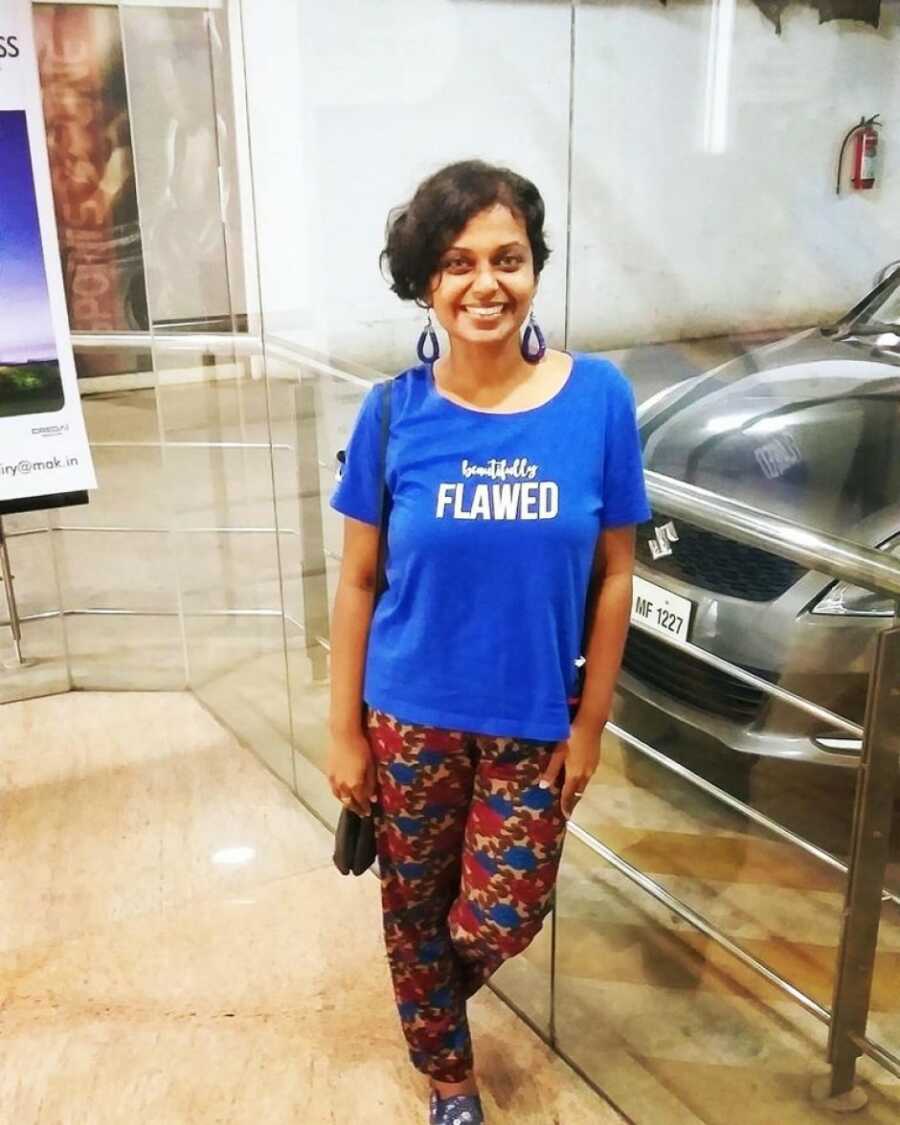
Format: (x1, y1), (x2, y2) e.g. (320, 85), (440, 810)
(33, 4), (147, 334)
(0, 1), (96, 503)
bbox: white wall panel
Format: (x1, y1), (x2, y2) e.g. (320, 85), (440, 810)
(569, 0), (900, 347)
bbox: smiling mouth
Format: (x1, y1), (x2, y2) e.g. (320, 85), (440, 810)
(464, 304), (507, 321)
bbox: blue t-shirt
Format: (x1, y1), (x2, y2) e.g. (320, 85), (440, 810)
(329, 352), (651, 742)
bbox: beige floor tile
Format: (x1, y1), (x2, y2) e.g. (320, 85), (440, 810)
(0, 692), (331, 953)
(0, 692), (621, 1124)
(0, 865), (619, 1124)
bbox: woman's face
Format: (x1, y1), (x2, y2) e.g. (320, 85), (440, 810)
(427, 204), (537, 349)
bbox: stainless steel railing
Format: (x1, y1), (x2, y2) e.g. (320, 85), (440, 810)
(646, 469), (900, 599)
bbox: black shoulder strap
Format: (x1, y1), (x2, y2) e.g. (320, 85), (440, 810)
(374, 377), (393, 599)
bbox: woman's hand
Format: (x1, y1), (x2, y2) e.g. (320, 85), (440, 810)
(327, 729), (376, 817)
(538, 719), (604, 820)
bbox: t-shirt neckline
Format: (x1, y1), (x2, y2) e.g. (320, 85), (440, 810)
(424, 351), (578, 417)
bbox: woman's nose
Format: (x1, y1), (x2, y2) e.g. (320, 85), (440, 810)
(471, 264), (500, 295)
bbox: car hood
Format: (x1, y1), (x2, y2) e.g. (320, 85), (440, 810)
(640, 330), (900, 545)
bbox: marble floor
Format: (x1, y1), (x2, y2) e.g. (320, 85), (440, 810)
(0, 691), (622, 1125)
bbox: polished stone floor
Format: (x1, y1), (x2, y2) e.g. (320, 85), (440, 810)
(0, 691), (622, 1125)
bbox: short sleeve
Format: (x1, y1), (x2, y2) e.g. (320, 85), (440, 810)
(601, 370), (652, 528)
(329, 383), (384, 526)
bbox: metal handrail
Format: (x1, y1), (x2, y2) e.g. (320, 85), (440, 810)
(62, 327), (900, 598)
(852, 1034), (900, 1081)
(629, 617), (863, 736)
(646, 471), (900, 599)
(71, 330), (262, 353)
(605, 718), (900, 909)
(567, 819), (832, 1025)
(70, 329), (387, 389)
(566, 818), (900, 1084)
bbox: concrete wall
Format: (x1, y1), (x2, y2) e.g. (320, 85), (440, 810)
(570, 0), (900, 347)
(240, 0), (900, 366)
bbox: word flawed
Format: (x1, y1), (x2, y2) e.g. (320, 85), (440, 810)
(436, 481), (559, 520)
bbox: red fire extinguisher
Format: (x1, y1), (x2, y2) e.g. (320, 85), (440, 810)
(836, 115), (882, 194)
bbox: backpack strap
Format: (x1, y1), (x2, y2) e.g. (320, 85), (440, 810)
(374, 377), (393, 599)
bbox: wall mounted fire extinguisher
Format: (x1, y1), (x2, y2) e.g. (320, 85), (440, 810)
(836, 115), (882, 195)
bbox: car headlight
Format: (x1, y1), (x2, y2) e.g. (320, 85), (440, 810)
(811, 536), (900, 617)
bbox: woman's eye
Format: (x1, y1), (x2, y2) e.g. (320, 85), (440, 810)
(442, 254), (522, 271)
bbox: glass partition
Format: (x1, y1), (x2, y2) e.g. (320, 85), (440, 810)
(562, 3), (900, 1116)
(114, 0), (292, 783)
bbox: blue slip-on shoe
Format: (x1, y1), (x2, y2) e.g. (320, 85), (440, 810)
(429, 1089), (485, 1125)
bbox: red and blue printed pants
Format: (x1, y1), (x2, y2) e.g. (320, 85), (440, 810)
(365, 706), (569, 1082)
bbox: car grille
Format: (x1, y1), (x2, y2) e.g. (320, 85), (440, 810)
(636, 516), (806, 602)
(621, 627), (773, 724)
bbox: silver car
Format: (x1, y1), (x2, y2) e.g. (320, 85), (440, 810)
(619, 268), (900, 769)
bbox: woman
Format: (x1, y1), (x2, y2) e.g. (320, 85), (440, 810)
(327, 160), (650, 1125)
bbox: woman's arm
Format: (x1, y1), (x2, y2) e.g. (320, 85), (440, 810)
(540, 524), (637, 818)
(327, 516), (380, 814)
(572, 524), (637, 739)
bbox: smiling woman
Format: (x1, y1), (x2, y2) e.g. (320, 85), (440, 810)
(328, 159), (650, 1124)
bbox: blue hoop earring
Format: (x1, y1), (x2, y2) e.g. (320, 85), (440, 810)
(416, 309), (440, 364)
(521, 309), (546, 364)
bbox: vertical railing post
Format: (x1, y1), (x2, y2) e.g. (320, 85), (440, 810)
(0, 517), (24, 665)
(815, 623), (900, 1110)
(294, 374), (330, 682)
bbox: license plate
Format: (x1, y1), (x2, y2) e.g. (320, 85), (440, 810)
(631, 575), (693, 644)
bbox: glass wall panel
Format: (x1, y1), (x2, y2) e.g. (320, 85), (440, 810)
(566, 1), (900, 1116)
(119, 3), (243, 333)
(57, 350), (185, 688)
(151, 336), (292, 783)
(575, 0), (900, 814)
(113, 1), (291, 783)
(240, 0), (573, 366)
(241, 0), (573, 802)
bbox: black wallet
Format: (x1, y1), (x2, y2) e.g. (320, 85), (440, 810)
(332, 805), (378, 876)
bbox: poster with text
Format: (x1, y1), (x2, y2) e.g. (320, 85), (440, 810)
(0, 2), (96, 502)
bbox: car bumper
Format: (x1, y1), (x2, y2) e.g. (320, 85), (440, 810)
(618, 562), (879, 769)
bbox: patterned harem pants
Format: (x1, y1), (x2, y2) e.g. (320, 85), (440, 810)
(365, 706), (569, 1082)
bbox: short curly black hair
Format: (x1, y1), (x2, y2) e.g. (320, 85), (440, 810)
(380, 159), (551, 306)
